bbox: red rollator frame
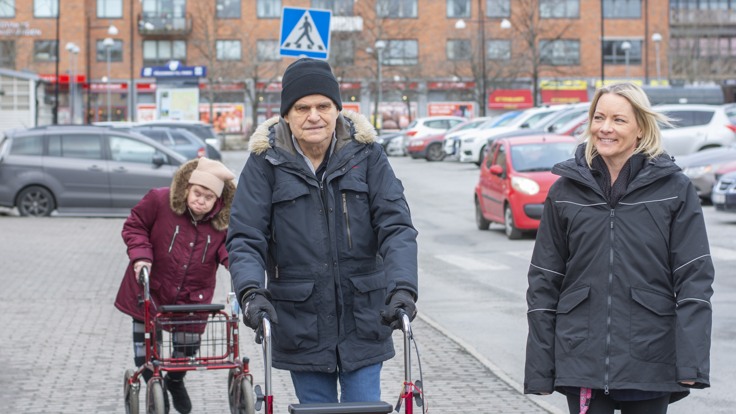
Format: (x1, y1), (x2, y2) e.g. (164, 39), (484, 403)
(122, 267), (257, 414)
(252, 311), (424, 414)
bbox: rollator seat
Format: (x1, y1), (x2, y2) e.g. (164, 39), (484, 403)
(288, 401), (394, 414)
(158, 304), (225, 313)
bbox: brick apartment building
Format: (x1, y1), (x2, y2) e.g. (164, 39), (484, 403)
(0, 0), (733, 132)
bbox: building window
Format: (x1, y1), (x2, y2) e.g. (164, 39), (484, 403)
(257, 40), (280, 61)
(384, 40), (418, 65)
(447, 39), (471, 60)
(487, 0), (510, 18)
(96, 39), (123, 62)
(487, 39), (511, 60)
(447, 0), (470, 17)
(670, 0), (735, 10)
(603, 40), (642, 64)
(257, 0), (280, 18)
(312, 0), (353, 16)
(540, 39), (580, 65)
(216, 40), (241, 60)
(34, 0), (58, 18)
(33, 40), (57, 61)
(539, 0), (580, 18)
(328, 36), (354, 66)
(0, 40), (14, 68)
(97, 0), (123, 18)
(217, 0), (240, 18)
(603, 0), (641, 18)
(143, 40), (186, 65)
(0, 0), (15, 17)
(376, 0), (417, 18)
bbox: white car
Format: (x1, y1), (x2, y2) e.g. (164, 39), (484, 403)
(442, 117), (495, 159)
(459, 106), (568, 165)
(656, 104), (736, 156)
(398, 116), (466, 154)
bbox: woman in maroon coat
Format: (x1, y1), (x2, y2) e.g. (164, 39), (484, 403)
(115, 157), (235, 414)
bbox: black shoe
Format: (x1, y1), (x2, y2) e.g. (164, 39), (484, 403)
(165, 376), (192, 414)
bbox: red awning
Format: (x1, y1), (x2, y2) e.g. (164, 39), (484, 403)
(541, 89), (589, 104)
(488, 89), (533, 110)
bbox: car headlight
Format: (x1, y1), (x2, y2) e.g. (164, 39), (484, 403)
(682, 165), (712, 179)
(511, 176), (540, 195)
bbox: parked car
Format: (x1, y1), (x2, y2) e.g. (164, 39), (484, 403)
(376, 131), (405, 155)
(443, 116), (495, 159)
(474, 103), (590, 143)
(407, 118), (490, 162)
(474, 134), (577, 239)
(0, 125), (186, 217)
(712, 170), (736, 213)
(131, 126), (215, 160)
(398, 116), (466, 154)
(656, 104), (736, 156)
(675, 145), (736, 201)
(460, 106), (567, 165)
(137, 120), (223, 150)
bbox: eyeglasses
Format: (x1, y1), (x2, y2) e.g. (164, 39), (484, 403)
(291, 102), (335, 116)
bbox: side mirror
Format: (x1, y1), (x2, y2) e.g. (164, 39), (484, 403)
(490, 165), (504, 176)
(520, 122), (530, 129)
(152, 153), (165, 167)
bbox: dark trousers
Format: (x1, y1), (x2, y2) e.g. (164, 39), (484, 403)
(566, 393), (670, 414)
(132, 319), (200, 382)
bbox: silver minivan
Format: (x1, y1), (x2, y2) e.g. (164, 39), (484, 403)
(0, 125), (186, 217)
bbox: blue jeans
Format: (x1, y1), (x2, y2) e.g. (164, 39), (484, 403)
(290, 362), (382, 403)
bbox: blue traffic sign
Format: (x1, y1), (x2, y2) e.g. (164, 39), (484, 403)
(280, 7), (331, 60)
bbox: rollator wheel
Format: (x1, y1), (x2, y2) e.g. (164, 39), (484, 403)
(147, 379), (166, 414)
(228, 370), (256, 414)
(124, 369), (140, 414)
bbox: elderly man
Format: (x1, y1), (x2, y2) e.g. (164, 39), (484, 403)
(226, 58), (418, 403)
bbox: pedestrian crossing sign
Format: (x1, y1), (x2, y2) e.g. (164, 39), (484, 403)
(280, 7), (332, 60)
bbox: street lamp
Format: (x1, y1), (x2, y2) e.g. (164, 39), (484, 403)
(103, 37), (115, 122)
(621, 41), (632, 79)
(374, 40), (386, 131)
(65, 42), (79, 124)
(652, 32), (662, 84)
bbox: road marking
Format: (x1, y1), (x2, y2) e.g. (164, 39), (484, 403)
(435, 254), (510, 271)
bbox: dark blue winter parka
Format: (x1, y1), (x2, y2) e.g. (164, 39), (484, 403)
(524, 144), (714, 400)
(227, 111), (418, 373)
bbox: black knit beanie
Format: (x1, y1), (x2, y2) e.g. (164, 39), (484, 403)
(280, 58), (343, 116)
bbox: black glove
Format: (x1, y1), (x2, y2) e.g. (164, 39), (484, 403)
(241, 289), (278, 331)
(381, 289), (417, 330)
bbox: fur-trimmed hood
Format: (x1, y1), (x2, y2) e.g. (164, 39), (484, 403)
(169, 158), (236, 231)
(248, 110), (377, 155)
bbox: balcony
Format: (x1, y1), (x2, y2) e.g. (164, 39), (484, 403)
(138, 13), (193, 36)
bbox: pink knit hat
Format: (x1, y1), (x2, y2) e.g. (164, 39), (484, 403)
(188, 158), (235, 197)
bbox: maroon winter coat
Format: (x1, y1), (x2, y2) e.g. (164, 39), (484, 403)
(114, 159), (235, 322)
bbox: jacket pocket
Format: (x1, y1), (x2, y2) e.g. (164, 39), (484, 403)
(349, 271), (392, 341)
(555, 285), (590, 355)
(269, 280), (318, 351)
(338, 178), (370, 251)
(630, 287), (676, 363)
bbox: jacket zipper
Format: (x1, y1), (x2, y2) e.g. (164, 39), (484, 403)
(342, 193), (353, 249)
(168, 225), (180, 253)
(604, 209), (614, 395)
(201, 234), (210, 263)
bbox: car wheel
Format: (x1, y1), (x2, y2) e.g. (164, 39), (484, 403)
(475, 145), (486, 166)
(425, 143), (445, 162)
(504, 204), (523, 240)
(475, 197), (490, 230)
(17, 186), (55, 217)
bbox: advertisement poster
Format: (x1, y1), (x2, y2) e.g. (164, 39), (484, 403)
(156, 88), (200, 120)
(199, 104), (245, 134)
(427, 102), (475, 118)
(375, 102), (417, 131)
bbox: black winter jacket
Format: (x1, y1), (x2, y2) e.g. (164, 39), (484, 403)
(227, 111), (418, 373)
(524, 145), (713, 400)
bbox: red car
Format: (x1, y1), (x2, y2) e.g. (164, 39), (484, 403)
(474, 134), (578, 239)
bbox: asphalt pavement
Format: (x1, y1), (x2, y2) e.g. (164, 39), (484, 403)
(0, 215), (560, 413)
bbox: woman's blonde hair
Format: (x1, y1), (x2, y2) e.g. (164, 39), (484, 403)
(582, 82), (671, 167)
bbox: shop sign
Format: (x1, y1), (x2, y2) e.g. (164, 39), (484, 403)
(340, 82), (361, 90)
(539, 80), (587, 90)
(87, 83), (128, 92)
(342, 103), (361, 113)
(256, 82), (282, 92)
(137, 83), (156, 92)
(428, 81), (475, 90)
(141, 62), (206, 78)
(488, 89), (533, 109)
(427, 102), (475, 118)
(40, 74), (87, 84)
(540, 89), (589, 104)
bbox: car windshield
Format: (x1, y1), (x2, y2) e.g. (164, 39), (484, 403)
(481, 112), (521, 129)
(511, 142), (576, 172)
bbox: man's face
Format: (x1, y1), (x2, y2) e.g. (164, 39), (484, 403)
(284, 94), (339, 148)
